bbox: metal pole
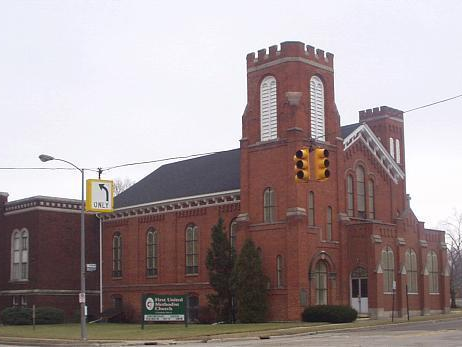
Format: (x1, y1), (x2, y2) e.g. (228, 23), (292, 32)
(99, 216), (103, 316)
(98, 167), (103, 317)
(406, 284), (410, 321)
(80, 169), (87, 340)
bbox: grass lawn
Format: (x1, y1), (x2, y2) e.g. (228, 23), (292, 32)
(0, 322), (313, 341)
(1, 310), (461, 342)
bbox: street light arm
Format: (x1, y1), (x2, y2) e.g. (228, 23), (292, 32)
(52, 158), (83, 173)
(38, 154), (83, 173)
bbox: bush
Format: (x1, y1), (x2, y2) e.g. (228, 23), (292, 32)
(0, 307), (32, 325)
(301, 305), (358, 323)
(35, 307), (64, 324)
(0, 307), (65, 325)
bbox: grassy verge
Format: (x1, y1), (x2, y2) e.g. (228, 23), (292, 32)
(0, 310), (461, 342)
(0, 322), (314, 341)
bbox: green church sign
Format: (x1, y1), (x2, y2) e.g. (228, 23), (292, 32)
(142, 294), (186, 323)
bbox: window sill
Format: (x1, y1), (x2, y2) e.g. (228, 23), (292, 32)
(185, 273), (199, 277)
(429, 292), (440, 295)
(111, 277), (123, 280)
(9, 279), (29, 284)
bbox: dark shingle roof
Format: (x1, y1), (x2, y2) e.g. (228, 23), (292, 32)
(340, 123), (362, 139)
(115, 149), (240, 208)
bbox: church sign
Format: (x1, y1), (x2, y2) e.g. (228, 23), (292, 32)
(141, 294), (187, 328)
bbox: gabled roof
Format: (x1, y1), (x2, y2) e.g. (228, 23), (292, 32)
(115, 149), (240, 208)
(340, 123), (361, 139)
(342, 123), (405, 183)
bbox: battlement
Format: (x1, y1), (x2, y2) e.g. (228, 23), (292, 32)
(359, 106), (403, 121)
(246, 41), (334, 69)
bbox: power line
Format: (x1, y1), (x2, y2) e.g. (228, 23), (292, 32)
(0, 167), (98, 172)
(100, 151), (219, 172)
(403, 93), (462, 114)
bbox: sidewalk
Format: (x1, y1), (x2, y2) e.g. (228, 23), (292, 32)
(1, 310), (462, 346)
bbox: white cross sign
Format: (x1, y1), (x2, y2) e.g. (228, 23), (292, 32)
(85, 179), (114, 212)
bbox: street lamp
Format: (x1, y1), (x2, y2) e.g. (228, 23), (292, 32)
(39, 154), (87, 341)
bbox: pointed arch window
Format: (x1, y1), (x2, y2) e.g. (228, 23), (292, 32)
(276, 255), (284, 288)
(308, 191), (315, 226)
(185, 225), (199, 275)
(356, 166), (366, 218)
(11, 229), (28, 281)
(326, 206), (333, 241)
(405, 249), (418, 293)
(264, 187), (276, 223)
(395, 139), (401, 164)
(230, 219), (237, 250)
(260, 76), (277, 141)
(347, 175), (354, 217)
(368, 179), (375, 219)
(112, 232), (122, 278)
(146, 228), (159, 277)
(427, 250), (439, 293)
(382, 247), (395, 293)
(310, 76), (325, 141)
(315, 260), (328, 304)
(389, 137), (395, 159)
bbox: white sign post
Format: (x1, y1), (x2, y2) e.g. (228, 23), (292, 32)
(85, 179), (114, 213)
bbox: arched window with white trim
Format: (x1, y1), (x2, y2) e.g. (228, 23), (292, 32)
(260, 76), (277, 141)
(264, 187), (276, 223)
(368, 179), (375, 219)
(11, 229), (28, 281)
(276, 255), (284, 288)
(405, 249), (418, 293)
(310, 76), (325, 141)
(112, 232), (122, 278)
(326, 206), (333, 241)
(185, 225), (199, 275)
(427, 250), (439, 293)
(389, 138), (395, 159)
(347, 175), (354, 217)
(356, 166), (366, 218)
(146, 228), (158, 277)
(308, 191), (315, 226)
(314, 260), (328, 304)
(382, 246), (395, 293)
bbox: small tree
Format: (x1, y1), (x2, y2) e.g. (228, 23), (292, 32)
(113, 177), (135, 196)
(233, 238), (268, 323)
(442, 210), (462, 308)
(206, 218), (235, 322)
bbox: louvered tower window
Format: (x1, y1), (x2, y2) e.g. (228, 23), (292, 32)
(310, 76), (325, 141)
(395, 139), (401, 164)
(260, 76), (277, 141)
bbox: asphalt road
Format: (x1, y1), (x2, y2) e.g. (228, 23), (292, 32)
(1, 318), (461, 347)
(170, 318), (462, 347)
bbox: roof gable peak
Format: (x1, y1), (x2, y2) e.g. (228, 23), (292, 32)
(343, 123), (405, 183)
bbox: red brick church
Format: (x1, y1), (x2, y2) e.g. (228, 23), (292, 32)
(0, 41), (449, 321)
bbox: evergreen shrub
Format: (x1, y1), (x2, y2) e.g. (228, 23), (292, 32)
(0, 307), (32, 325)
(301, 305), (358, 323)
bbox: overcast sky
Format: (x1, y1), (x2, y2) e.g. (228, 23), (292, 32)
(1, 0), (461, 228)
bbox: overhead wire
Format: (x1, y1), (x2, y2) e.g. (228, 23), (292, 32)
(1, 93), (461, 174)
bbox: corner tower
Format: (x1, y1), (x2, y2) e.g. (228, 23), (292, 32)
(359, 106), (405, 171)
(237, 41), (342, 320)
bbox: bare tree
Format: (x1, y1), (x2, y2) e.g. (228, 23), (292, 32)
(113, 178), (135, 196)
(442, 210), (462, 308)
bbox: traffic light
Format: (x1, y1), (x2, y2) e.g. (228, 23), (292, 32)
(294, 148), (310, 183)
(314, 148), (330, 181)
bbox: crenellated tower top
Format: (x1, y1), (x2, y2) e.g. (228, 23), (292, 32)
(246, 41), (334, 71)
(359, 106), (403, 121)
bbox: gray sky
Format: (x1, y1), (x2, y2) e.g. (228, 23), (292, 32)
(1, 0), (461, 228)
